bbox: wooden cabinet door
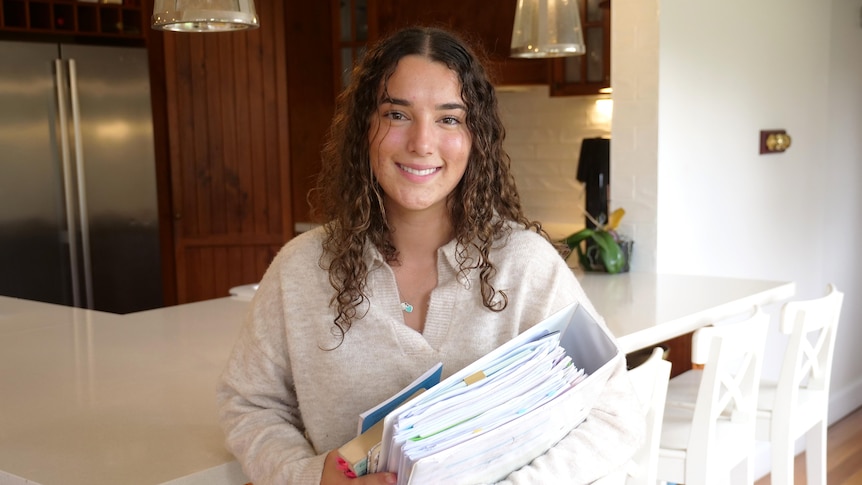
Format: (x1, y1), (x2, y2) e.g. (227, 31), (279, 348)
(0, 0), (146, 39)
(370, 0), (548, 86)
(148, 0), (292, 304)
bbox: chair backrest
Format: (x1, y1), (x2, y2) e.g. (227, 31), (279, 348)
(625, 347), (672, 485)
(688, 308), (770, 475)
(775, 284), (844, 418)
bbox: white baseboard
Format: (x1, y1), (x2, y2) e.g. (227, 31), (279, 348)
(828, 378), (862, 425)
(754, 442), (773, 481)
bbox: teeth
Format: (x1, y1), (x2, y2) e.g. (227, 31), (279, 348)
(400, 165), (437, 176)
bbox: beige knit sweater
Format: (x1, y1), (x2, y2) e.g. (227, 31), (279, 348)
(217, 225), (642, 484)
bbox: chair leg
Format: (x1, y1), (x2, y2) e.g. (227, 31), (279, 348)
(805, 420), (827, 485)
(730, 456), (754, 485)
(770, 434), (795, 485)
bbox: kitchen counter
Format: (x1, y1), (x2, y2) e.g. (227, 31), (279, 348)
(0, 296), (250, 485)
(577, 272), (796, 352)
(0, 272), (794, 484)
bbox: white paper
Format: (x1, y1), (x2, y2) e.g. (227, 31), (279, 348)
(374, 302), (621, 485)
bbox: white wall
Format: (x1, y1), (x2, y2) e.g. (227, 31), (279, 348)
(656, 1), (831, 283)
(823, 0), (862, 424)
(612, 0), (862, 478)
(610, 0), (660, 272)
(500, 5), (862, 455)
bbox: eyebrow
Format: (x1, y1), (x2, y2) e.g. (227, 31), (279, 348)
(381, 96), (466, 112)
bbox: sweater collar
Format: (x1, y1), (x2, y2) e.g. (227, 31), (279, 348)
(363, 235), (470, 284)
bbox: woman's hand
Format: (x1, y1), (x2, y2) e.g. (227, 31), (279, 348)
(321, 450), (397, 485)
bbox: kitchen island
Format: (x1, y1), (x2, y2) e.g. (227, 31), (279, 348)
(0, 296), (250, 485)
(577, 271), (796, 353)
(0, 272), (793, 484)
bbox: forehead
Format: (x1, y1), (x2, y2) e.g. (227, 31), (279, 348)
(381, 55), (463, 100)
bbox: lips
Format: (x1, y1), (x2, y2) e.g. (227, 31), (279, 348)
(398, 163), (440, 176)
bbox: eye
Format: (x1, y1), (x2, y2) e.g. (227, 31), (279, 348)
(440, 115), (462, 126)
(383, 111), (407, 121)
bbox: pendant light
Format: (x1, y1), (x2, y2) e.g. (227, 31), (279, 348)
(511, 0), (585, 58)
(152, 0), (259, 32)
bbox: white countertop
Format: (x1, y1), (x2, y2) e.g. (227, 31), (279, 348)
(576, 272), (796, 352)
(0, 272), (794, 484)
(0, 297), (250, 485)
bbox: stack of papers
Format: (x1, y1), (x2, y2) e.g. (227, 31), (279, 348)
(383, 331), (586, 482)
(361, 302), (621, 484)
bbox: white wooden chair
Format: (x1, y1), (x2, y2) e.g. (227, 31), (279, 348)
(657, 307), (770, 485)
(755, 284), (844, 485)
(625, 347), (672, 484)
(593, 347), (671, 485)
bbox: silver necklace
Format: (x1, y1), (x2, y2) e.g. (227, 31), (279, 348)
(400, 301), (414, 313)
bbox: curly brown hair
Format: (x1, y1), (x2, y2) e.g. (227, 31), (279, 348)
(311, 26), (545, 338)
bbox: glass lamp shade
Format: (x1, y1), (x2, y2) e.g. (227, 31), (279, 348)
(152, 0), (259, 32)
(511, 0), (586, 58)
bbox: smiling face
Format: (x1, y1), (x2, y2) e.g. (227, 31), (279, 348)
(369, 55), (472, 218)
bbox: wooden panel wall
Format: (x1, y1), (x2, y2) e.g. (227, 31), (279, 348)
(285, 0), (335, 226)
(149, 0), (292, 303)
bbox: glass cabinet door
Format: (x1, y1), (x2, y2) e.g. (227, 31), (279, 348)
(550, 0), (610, 96)
(334, 0), (368, 93)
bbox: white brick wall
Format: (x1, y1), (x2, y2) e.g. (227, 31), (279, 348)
(610, 0), (659, 272)
(497, 86), (612, 240)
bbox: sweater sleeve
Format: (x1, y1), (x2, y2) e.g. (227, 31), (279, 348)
(215, 250), (326, 485)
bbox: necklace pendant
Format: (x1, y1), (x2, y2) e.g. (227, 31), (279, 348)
(401, 302), (414, 313)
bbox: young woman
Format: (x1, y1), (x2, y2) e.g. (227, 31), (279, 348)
(217, 26), (642, 485)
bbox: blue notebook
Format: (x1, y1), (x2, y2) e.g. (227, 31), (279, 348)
(357, 362), (444, 434)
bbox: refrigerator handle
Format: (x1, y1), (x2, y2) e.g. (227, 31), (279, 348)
(67, 59), (95, 310)
(55, 59), (83, 309)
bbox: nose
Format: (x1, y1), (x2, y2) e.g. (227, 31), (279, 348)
(407, 118), (434, 156)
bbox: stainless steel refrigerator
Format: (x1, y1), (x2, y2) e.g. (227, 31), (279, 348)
(0, 41), (163, 314)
